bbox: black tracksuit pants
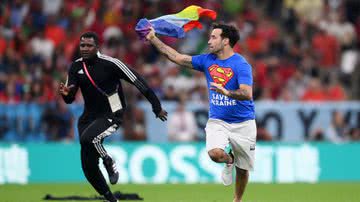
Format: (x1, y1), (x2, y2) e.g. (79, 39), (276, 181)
(78, 115), (119, 195)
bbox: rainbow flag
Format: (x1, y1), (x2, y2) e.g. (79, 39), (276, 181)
(135, 5), (217, 40)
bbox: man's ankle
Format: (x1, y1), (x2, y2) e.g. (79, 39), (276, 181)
(228, 157), (234, 164)
(227, 150), (234, 164)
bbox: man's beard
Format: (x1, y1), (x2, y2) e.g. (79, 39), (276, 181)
(81, 52), (96, 59)
(209, 46), (221, 54)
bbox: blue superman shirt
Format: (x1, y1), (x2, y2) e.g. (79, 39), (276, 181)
(192, 53), (255, 123)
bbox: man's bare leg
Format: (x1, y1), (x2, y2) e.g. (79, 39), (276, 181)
(233, 167), (249, 202)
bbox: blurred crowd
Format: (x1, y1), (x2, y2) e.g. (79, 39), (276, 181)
(0, 0), (359, 142)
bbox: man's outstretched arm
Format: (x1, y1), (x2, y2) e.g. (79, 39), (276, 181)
(111, 58), (168, 121)
(131, 70), (168, 121)
(146, 28), (193, 69)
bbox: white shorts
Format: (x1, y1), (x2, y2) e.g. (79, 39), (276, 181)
(205, 119), (257, 171)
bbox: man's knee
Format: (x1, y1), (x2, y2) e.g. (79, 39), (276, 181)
(235, 167), (249, 176)
(208, 149), (225, 163)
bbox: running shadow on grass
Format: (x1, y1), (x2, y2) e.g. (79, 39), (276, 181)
(43, 191), (143, 201)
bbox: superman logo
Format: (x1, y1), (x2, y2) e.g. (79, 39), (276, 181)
(208, 65), (234, 86)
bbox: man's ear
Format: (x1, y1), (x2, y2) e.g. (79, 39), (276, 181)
(223, 38), (229, 46)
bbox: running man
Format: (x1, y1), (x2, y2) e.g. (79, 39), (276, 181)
(60, 31), (167, 202)
(145, 23), (256, 202)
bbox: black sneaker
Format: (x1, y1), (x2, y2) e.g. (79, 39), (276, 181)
(103, 191), (118, 202)
(103, 156), (119, 185)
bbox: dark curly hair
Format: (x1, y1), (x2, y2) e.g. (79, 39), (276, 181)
(212, 23), (240, 48)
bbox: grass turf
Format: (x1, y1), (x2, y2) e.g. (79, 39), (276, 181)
(0, 183), (359, 202)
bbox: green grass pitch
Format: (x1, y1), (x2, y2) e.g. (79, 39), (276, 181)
(1, 183), (359, 202)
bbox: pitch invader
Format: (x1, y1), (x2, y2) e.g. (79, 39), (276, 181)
(145, 23), (256, 202)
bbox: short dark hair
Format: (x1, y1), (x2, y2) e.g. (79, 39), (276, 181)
(80, 31), (99, 46)
(212, 23), (240, 48)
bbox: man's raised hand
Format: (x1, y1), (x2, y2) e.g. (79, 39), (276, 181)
(145, 27), (156, 41)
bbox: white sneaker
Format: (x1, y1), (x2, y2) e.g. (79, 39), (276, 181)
(221, 163), (234, 186)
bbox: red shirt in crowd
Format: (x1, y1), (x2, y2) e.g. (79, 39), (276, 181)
(312, 31), (339, 68)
